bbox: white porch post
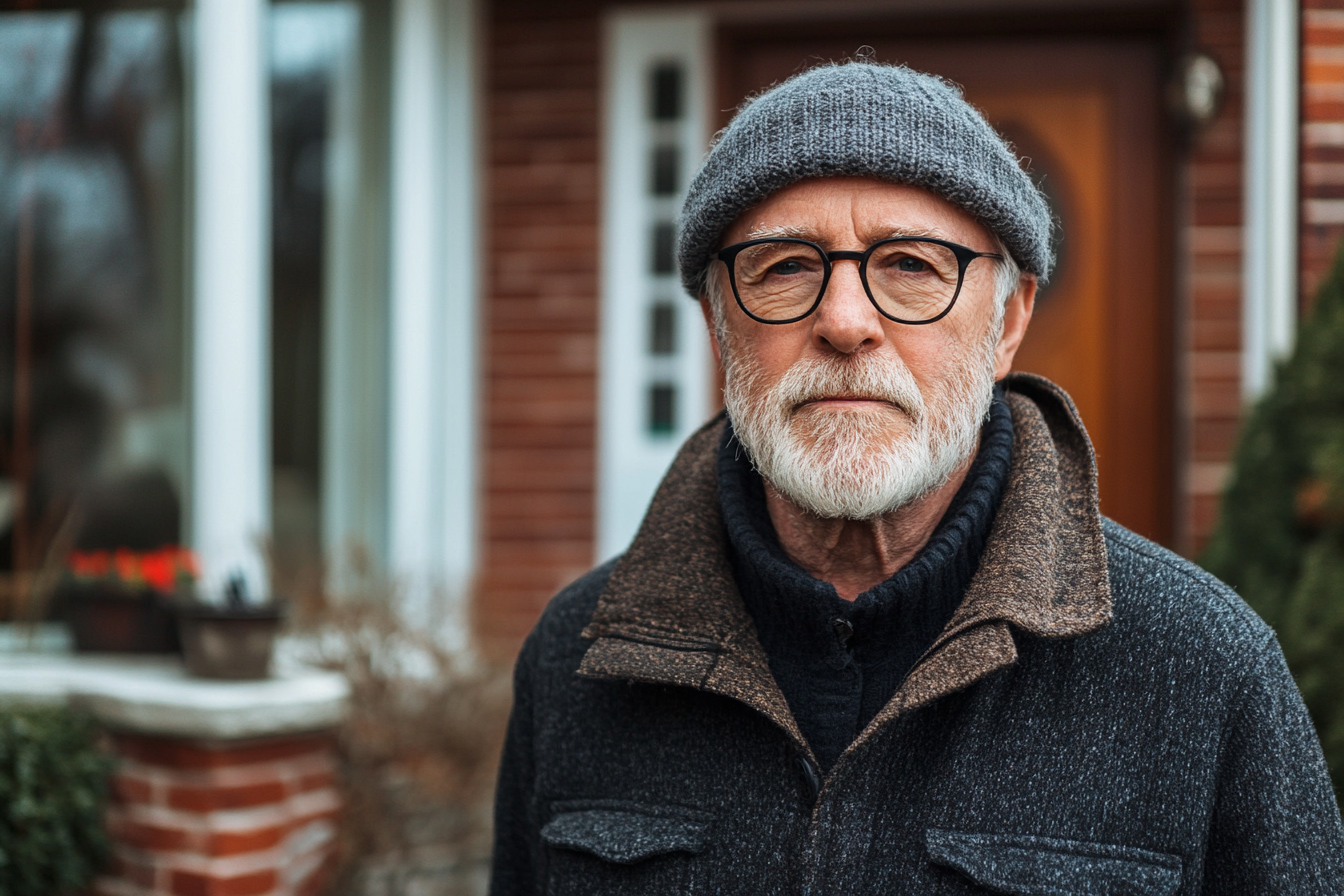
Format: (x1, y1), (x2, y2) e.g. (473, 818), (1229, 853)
(1243, 0), (1300, 398)
(387, 0), (480, 646)
(439, 0), (480, 625)
(191, 0), (271, 601)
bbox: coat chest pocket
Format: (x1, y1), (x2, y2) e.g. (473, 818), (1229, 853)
(541, 800), (713, 896)
(926, 829), (1183, 896)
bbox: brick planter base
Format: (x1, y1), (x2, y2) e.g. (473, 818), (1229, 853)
(97, 732), (342, 896)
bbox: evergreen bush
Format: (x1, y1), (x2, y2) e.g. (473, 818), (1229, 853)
(0, 705), (113, 896)
(1203, 242), (1344, 789)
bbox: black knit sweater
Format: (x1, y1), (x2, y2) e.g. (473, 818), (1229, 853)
(718, 392), (1015, 771)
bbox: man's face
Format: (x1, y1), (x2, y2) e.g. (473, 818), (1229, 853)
(706, 177), (1033, 520)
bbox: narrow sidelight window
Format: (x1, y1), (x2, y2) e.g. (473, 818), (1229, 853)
(651, 144), (680, 196)
(648, 383), (676, 435)
(650, 62), (682, 121)
(651, 222), (676, 275)
(649, 302), (677, 355)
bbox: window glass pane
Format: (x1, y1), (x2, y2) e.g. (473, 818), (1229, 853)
(647, 382), (676, 435)
(650, 144), (678, 196)
(650, 221), (675, 275)
(270, 0), (390, 600)
(0, 9), (187, 619)
(649, 62), (682, 121)
(649, 302), (677, 356)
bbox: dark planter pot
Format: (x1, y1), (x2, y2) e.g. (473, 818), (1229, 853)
(60, 583), (181, 653)
(177, 604), (284, 680)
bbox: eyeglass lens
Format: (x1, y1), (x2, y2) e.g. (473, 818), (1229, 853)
(730, 239), (964, 322)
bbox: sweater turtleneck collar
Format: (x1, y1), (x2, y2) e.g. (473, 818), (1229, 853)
(718, 387), (1015, 769)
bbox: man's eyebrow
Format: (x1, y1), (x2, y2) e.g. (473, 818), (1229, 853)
(873, 226), (942, 241)
(741, 224), (953, 244)
(743, 223), (814, 240)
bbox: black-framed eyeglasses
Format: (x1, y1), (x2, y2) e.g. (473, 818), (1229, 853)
(715, 237), (1003, 325)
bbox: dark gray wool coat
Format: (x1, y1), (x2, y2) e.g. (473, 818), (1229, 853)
(489, 375), (1344, 895)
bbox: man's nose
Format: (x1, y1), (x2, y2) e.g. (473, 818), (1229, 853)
(811, 258), (885, 354)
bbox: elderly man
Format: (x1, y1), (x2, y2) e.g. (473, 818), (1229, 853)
(489, 63), (1344, 894)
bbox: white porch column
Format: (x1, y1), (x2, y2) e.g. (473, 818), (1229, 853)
(387, 0), (480, 646)
(191, 0), (270, 601)
(1243, 0), (1300, 398)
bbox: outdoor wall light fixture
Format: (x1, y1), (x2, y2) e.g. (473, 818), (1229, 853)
(1169, 51), (1226, 131)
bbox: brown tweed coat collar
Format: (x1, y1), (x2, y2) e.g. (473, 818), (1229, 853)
(578, 373), (1112, 764)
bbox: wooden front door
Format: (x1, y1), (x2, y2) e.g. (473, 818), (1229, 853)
(718, 32), (1175, 545)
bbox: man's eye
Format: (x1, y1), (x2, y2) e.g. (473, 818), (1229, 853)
(770, 260), (805, 275)
(895, 256), (929, 273)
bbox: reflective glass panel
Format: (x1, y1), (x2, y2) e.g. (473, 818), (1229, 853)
(0, 9), (187, 619)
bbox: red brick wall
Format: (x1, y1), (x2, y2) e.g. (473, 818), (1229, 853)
(477, 0), (605, 653)
(1179, 0), (1247, 556)
(1303, 2), (1344, 308)
(98, 733), (340, 896)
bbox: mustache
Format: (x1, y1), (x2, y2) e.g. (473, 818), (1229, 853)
(772, 355), (925, 423)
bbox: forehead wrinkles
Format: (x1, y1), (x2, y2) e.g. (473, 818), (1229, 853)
(740, 222), (958, 248)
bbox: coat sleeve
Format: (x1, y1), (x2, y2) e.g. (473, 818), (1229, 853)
(1202, 637), (1344, 893)
(489, 632), (543, 896)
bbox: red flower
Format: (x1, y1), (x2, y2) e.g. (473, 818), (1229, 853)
(66, 545), (201, 591)
(140, 550), (176, 592)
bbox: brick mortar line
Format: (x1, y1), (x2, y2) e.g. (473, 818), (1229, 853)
(114, 754), (335, 787)
(105, 823), (338, 881)
(111, 788), (340, 832)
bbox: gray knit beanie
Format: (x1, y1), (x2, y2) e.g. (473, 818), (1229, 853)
(677, 62), (1053, 296)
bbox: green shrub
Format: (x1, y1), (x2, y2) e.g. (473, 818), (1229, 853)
(1203, 241), (1344, 789)
(0, 705), (114, 896)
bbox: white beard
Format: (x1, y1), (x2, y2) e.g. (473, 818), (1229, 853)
(722, 338), (998, 521)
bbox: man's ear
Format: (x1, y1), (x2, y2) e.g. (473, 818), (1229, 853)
(993, 274), (1037, 380)
(699, 296), (723, 367)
